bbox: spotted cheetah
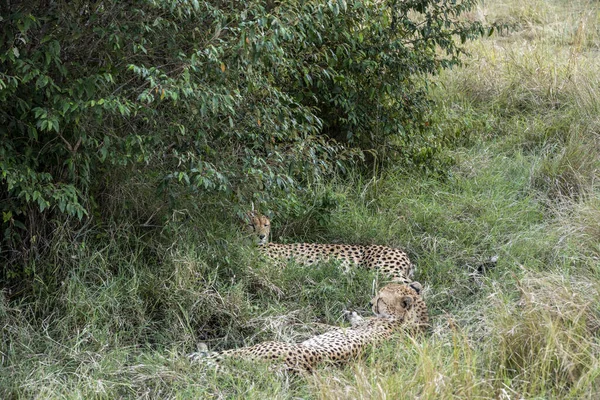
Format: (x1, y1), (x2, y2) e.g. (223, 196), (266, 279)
(191, 282), (427, 372)
(246, 212), (415, 282)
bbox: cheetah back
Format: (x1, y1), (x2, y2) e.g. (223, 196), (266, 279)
(263, 242), (413, 282)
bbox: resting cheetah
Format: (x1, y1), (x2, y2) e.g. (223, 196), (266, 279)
(246, 212), (415, 282)
(191, 282), (428, 372)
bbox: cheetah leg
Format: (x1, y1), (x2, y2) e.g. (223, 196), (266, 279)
(343, 310), (365, 327)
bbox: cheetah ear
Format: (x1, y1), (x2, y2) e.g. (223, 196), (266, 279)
(375, 297), (384, 313)
(409, 282), (422, 295)
(400, 295), (413, 310)
(242, 211), (257, 228)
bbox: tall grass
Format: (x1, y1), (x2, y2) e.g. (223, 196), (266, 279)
(2, 0), (600, 398)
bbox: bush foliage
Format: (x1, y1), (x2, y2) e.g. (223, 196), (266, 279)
(1, 0), (488, 269)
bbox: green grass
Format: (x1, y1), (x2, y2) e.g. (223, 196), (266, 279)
(3, 0), (600, 398)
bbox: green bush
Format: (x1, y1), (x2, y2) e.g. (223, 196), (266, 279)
(0, 0), (490, 272)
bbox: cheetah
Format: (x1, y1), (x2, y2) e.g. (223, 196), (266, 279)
(246, 212), (415, 282)
(191, 282), (428, 372)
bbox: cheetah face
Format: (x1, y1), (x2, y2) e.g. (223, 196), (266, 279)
(370, 282), (422, 322)
(246, 212), (271, 246)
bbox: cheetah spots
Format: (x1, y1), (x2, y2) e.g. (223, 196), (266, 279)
(262, 242), (412, 282)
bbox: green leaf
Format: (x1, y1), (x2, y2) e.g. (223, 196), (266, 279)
(2, 211), (12, 223)
(13, 220), (26, 230)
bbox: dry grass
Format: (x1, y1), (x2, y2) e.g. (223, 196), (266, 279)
(490, 272), (600, 396)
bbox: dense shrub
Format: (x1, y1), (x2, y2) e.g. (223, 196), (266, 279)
(0, 0), (489, 271)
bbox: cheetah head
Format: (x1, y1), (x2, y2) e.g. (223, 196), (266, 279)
(245, 212), (271, 246)
(370, 282), (427, 327)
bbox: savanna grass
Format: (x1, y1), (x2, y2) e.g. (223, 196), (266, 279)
(2, 0), (600, 398)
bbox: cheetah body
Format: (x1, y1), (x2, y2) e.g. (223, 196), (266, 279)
(248, 213), (415, 282)
(198, 283), (428, 371)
